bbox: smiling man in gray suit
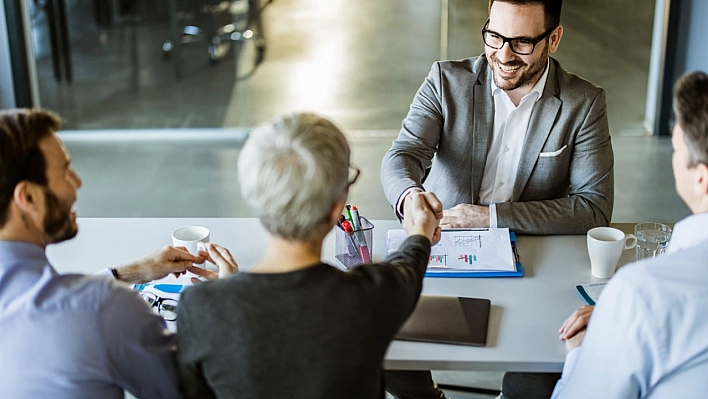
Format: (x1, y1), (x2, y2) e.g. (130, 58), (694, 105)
(382, 0), (613, 398)
(381, 0), (613, 236)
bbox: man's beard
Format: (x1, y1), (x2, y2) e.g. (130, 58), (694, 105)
(488, 43), (549, 92)
(42, 188), (78, 244)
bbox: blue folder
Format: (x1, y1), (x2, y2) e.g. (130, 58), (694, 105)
(424, 232), (524, 278)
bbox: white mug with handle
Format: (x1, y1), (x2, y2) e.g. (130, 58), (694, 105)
(587, 227), (637, 279)
(172, 226), (211, 269)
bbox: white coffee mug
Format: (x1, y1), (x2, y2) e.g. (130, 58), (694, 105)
(172, 226), (210, 267)
(587, 227), (637, 278)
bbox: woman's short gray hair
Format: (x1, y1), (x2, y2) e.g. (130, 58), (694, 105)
(238, 113), (351, 242)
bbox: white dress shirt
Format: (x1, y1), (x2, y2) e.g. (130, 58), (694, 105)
(480, 60), (549, 226)
(551, 212), (708, 398)
(395, 60), (550, 226)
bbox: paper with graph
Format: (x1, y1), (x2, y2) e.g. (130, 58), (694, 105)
(387, 228), (516, 272)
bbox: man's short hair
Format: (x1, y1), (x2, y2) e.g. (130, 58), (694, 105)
(674, 71), (708, 167)
(0, 109), (62, 227)
(238, 113), (350, 242)
(488, 0), (562, 30)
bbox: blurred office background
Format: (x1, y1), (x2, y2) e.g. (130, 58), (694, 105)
(1, 0), (707, 396)
(22, 0), (655, 132)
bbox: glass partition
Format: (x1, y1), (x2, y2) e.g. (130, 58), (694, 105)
(19, 0), (654, 132)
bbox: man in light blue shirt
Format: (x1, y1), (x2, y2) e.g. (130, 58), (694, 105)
(552, 71), (708, 398)
(0, 109), (236, 398)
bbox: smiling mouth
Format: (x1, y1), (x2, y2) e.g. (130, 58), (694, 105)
(498, 63), (523, 74)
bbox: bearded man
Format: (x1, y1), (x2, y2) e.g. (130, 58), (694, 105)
(381, 0), (613, 236)
(0, 108), (236, 398)
(381, 1), (614, 398)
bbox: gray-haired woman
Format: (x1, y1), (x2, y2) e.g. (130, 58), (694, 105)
(177, 112), (442, 399)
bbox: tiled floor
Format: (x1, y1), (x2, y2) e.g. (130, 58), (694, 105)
(39, 0), (688, 396)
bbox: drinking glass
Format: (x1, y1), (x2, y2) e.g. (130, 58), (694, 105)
(634, 222), (672, 261)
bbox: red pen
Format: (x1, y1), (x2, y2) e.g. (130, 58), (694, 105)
(341, 220), (354, 234)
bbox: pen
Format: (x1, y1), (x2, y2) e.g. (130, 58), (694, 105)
(349, 205), (371, 262)
(337, 214), (346, 229)
(350, 206), (362, 231)
(341, 220), (354, 235)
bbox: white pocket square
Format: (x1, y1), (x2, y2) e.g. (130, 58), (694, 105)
(539, 144), (568, 158)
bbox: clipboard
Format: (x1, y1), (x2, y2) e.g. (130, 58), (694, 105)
(424, 231), (524, 278)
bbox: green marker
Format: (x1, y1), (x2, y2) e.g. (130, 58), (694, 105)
(345, 204), (354, 227)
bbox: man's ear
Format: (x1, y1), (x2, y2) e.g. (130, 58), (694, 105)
(13, 181), (41, 214)
(695, 163), (708, 196)
(548, 25), (563, 54)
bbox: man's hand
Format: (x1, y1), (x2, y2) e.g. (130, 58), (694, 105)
(558, 305), (594, 340)
(188, 242), (239, 283)
(403, 191), (443, 244)
(115, 246), (205, 284)
(559, 305), (594, 352)
(440, 204), (490, 228)
(403, 189), (443, 220)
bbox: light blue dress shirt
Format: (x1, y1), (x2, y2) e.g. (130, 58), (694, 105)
(0, 240), (180, 399)
(552, 212), (708, 398)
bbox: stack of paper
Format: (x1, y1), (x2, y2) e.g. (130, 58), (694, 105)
(387, 228), (517, 274)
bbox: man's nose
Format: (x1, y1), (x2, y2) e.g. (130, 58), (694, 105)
(495, 42), (516, 63)
(71, 168), (83, 189)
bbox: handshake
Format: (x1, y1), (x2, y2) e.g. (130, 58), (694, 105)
(402, 191), (444, 245)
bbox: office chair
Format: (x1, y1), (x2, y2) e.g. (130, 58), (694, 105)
(162, 0), (266, 63)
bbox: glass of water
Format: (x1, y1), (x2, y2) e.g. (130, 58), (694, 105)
(634, 222), (672, 261)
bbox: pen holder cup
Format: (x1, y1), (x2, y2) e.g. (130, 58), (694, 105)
(335, 217), (374, 270)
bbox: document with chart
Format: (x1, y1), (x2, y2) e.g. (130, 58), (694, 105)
(387, 228), (518, 275)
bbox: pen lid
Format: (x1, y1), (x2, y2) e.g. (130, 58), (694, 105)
(341, 220), (353, 232)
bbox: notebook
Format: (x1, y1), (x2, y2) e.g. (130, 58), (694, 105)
(395, 295), (491, 346)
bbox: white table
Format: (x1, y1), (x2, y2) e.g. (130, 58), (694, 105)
(46, 218), (636, 372)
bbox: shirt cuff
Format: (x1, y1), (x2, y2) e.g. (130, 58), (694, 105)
(489, 203), (498, 228)
(94, 268), (114, 278)
(395, 187), (424, 220)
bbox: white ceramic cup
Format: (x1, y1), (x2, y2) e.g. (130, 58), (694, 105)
(587, 227), (637, 278)
(172, 226), (210, 267)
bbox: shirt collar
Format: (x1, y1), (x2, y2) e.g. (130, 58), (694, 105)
(666, 212), (708, 254)
(0, 240), (49, 273)
(491, 58), (550, 104)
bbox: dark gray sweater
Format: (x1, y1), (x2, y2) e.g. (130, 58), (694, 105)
(176, 235), (430, 399)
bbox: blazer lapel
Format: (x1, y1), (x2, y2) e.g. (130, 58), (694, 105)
(513, 59), (562, 200)
(471, 60), (494, 203)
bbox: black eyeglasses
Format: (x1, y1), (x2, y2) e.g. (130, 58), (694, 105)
(481, 19), (557, 55)
(348, 165), (361, 187)
(140, 292), (179, 321)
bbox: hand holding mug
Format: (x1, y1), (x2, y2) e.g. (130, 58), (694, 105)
(188, 243), (239, 283)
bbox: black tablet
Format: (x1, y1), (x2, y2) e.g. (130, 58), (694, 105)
(395, 295), (491, 346)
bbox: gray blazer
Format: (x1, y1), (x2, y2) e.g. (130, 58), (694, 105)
(381, 56), (614, 235)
